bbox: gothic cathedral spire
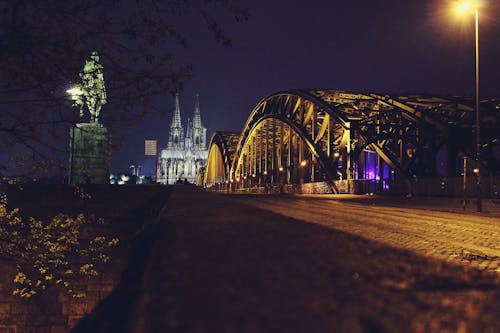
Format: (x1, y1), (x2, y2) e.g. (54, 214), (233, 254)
(193, 93), (202, 129)
(191, 93), (207, 150)
(171, 93), (182, 129)
(167, 93), (184, 149)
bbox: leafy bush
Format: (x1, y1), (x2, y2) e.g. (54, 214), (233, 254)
(0, 199), (118, 298)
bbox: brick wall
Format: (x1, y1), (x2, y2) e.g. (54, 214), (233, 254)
(1, 185), (169, 333)
(0, 264), (121, 333)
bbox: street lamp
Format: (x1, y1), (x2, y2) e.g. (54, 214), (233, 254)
(278, 166), (284, 194)
(455, 0), (482, 212)
(66, 85), (83, 101)
(299, 160), (307, 184)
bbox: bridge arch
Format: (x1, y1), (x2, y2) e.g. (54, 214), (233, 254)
(203, 131), (240, 185)
(204, 89), (499, 194)
(229, 91), (353, 192)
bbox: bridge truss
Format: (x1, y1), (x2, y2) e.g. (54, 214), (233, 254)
(204, 90), (499, 193)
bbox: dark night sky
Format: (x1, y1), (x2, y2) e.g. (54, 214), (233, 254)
(112, 0), (500, 175)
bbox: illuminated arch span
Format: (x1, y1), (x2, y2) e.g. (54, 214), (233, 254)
(224, 89), (498, 192)
(203, 131), (241, 185)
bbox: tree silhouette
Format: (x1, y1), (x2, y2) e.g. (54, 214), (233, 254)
(0, 0), (248, 176)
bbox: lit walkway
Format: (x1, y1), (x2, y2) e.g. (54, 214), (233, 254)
(235, 194), (500, 273)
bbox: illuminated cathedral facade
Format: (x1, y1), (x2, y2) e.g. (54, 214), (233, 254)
(157, 93), (208, 184)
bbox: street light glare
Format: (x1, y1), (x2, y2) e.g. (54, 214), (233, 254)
(457, 1), (472, 14)
(455, 0), (481, 15)
(66, 86), (83, 100)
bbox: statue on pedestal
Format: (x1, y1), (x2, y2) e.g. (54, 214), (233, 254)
(68, 51), (110, 185)
(70, 51), (107, 124)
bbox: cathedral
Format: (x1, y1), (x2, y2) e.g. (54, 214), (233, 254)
(157, 93), (208, 184)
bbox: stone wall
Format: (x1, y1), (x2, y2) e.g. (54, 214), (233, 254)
(0, 264), (119, 333)
(1, 185), (169, 333)
(69, 123), (110, 185)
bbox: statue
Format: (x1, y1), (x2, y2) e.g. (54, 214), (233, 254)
(71, 51), (107, 123)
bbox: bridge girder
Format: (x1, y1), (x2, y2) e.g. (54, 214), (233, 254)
(203, 90), (499, 191)
(203, 131), (240, 185)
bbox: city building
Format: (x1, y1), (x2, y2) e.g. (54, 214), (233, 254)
(157, 93), (208, 184)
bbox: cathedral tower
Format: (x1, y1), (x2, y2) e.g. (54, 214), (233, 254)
(167, 93), (184, 149)
(191, 93), (207, 150)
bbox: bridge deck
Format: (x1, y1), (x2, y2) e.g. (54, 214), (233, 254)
(76, 187), (500, 332)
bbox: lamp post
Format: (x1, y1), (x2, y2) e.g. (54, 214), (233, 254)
(462, 156), (467, 211)
(66, 85), (84, 185)
(278, 166), (284, 194)
(456, 0), (482, 212)
(299, 160), (307, 184)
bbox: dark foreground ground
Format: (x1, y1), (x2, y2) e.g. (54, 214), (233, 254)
(74, 187), (500, 333)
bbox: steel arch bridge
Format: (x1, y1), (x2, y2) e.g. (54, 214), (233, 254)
(203, 89), (499, 194)
(203, 131), (241, 185)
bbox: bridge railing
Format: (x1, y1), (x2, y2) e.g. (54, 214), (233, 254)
(203, 175), (500, 198)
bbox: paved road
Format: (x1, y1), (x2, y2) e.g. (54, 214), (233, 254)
(233, 194), (500, 274)
(74, 187), (500, 333)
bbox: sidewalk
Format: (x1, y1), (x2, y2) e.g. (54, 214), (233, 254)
(297, 193), (500, 218)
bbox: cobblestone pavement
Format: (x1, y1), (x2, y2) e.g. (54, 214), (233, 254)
(233, 194), (500, 274)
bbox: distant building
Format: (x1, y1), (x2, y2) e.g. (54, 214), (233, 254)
(157, 93), (208, 184)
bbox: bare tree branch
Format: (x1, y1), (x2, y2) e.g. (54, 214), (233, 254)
(0, 0), (249, 177)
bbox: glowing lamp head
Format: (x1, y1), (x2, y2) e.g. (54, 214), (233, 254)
(456, 0), (477, 14)
(279, 166), (284, 172)
(300, 160), (307, 167)
(333, 152), (340, 158)
(252, 173), (256, 178)
(66, 86), (83, 100)
(473, 167), (479, 174)
(263, 170), (268, 175)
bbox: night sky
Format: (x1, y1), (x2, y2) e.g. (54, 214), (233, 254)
(114, 0), (500, 176)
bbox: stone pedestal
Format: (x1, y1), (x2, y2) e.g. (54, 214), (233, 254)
(69, 123), (110, 185)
